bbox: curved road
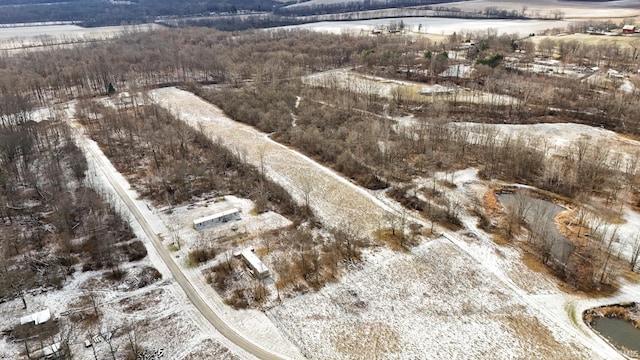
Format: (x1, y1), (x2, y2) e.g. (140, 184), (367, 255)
(72, 124), (292, 360)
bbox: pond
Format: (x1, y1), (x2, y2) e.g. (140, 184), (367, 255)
(592, 317), (640, 355)
(497, 192), (572, 264)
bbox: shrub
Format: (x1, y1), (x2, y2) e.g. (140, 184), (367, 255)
(188, 248), (217, 265)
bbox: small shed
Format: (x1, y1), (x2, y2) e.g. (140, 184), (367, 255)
(43, 342), (61, 359)
(623, 25), (636, 34)
(240, 248), (270, 279)
(193, 208), (240, 231)
(20, 309), (51, 325)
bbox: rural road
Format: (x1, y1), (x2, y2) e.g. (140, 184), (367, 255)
(70, 122), (293, 360)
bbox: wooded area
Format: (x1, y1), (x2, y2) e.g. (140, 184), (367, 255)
(0, 120), (143, 305)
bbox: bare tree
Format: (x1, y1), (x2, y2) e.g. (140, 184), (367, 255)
(598, 226), (619, 284)
(167, 223), (181, 250)
(299, 176), (314, 217)
(629, 232), (640, 272)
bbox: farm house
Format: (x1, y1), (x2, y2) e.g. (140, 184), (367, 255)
(192, 208), (240, 231)
(240, 248), (270, 279)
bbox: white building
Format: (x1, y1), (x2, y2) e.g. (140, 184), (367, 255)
(193, 208), (240, 231)
(241, 248), (270, 279)
(20, 308), (51, 325)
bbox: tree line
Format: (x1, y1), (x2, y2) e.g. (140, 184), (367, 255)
(0, 0), (277, 27)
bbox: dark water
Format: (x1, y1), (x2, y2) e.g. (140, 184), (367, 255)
(497, 193), (572, 263)
(592, 317), (640, 354)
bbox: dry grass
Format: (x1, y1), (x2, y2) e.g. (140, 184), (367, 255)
(374, 228), (410, 251)
(585, 303), (640, 328)
(492, 232), (510, 245)
(555, 208), (590, 246)
(332, 321), (400, 359)
(120, 289), (163, 313)
(623, 270), (640, 283)
(504, 315), (585, 358)
(483, 187), (502, 218)
(520, 250), (552, 275)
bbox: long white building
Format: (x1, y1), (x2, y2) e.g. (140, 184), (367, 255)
(193, 208), (240, 231)
(241, 248), (270, 279)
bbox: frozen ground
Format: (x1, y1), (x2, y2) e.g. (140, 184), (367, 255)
(11, 87), (640, 359)
(0, 273), (242, 360)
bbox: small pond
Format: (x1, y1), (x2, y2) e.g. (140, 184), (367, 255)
(497, 192), (572, 263)
(592, 317), (640, 355)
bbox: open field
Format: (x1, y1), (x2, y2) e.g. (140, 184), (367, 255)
(0, 23), (160, 50)
(269, 238), (590, 359)
(441, 0), (640, 20)
(531, 32), (640, 48)
(281, 17), (572, 35)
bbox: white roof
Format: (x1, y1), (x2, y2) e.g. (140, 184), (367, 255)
(20, 308), (51, 325)
(241, 248), (269, 275)
(193, 208), (239, 225)
(43, 342), (60, 356)
(623, 25), (636, 30)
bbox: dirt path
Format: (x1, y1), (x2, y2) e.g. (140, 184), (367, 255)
(149, 87), (393, 236)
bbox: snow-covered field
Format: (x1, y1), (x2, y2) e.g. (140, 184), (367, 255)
(277, 17), (571, 36)
(438, 0), (640, 19)
(0, 24), (160, 51)
(285, 0), (640, 20)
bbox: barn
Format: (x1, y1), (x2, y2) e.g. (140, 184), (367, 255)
(193, 208), (240, 231)
(241, 248), (270, 279)
(623, 25), (636, 34)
